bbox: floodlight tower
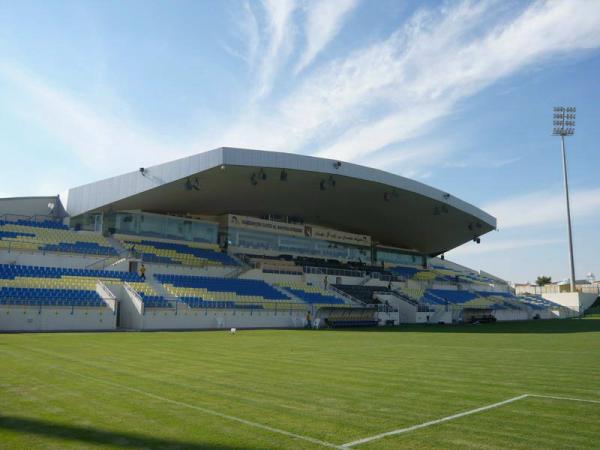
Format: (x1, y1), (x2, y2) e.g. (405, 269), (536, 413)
(552, 106), (577, 292)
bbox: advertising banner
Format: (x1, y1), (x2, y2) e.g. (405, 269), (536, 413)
(227, 214), (371, 247)
(228, 214), (305, 237)
(303, 225), (371, 247)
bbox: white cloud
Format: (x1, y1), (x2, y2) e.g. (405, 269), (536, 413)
(252, 0), (298, 99)
(358, 141), (453, 177)
(484, 187), (600, 229)
(225, 1), (260, 66)
(214, 0), (600, 176)
(294, 0), (358, 74)
(309, 0), (600, 162)
(3, 0), (600, 184)
(442, 154), (523, 169)
(0, 62), (181, 174)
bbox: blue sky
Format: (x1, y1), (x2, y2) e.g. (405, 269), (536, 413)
(0, 0), (599, 283)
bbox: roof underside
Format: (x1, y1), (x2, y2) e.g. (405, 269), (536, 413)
(67, 147), (496, 255)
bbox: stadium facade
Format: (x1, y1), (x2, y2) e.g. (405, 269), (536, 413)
(0, 147), (587, 332)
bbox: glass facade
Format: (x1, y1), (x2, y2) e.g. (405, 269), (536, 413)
(72, 210), (421, 267)
(70, 213), (102, 232)
(104, 211), (218, 243)
(376, 247), (426, 266)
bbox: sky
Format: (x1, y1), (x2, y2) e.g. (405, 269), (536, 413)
(0, 0), (599, 284)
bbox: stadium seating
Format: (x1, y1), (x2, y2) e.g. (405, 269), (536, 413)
(278, 282), (346, 305)
(0, 263), (159, 308)
(126, 281), (171, 308)
(0, 264), (141, 282)
(333, 285), (385, 305)
(138, 293), (172, 308)
(117, 235), (239, 267)
(0, 219), (117, 256)
(0, 287), (104, 307)
(416, 288), (560, 312)
(470, 295), (525, 310)
(245, 255), (303, 275)
(0, 219), (67, 230)
(423, 289), (478, 305)
(389, 263), (500, 285)
(389, 265), (437, 282)
(400, 286), (425, 302)
(154, 274), (307, 310)
(420, 289), (517, 309)
(433, 266), (499, 285)
(511, 294), (562, 310)
(389, 266), (420, 279)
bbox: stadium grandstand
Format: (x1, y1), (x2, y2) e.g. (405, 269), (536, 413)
(0, 147), (589, 332)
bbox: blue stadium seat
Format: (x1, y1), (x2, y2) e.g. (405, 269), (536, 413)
(0, 264), (143, 282)
(283, 288), (344, 305)
(155, 274), (289, 300)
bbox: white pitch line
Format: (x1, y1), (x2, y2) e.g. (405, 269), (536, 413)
(7, 346), (341, 449)
(341, 394), (530, 448)
(528, 394), (600, 404)
(343, 392), (600, 448)
(8, 346), (600, 449)
(57, 369), (343, 449)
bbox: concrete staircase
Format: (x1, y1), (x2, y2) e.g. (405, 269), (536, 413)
(390, 289), (419, 306)
(272, 285), (301, 302)
(328, 285), (365, 306)
(225, 265), (252, 278)
(106, 236), (128, 255)
(145, 271), (178, 302)
(225, 253), (253, 278)
(85, 236), (130, 270)
(85, 256), (122, 270)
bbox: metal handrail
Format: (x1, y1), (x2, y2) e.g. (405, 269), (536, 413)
(84, 253), (128, 269)
(389, 290), (419, 306)
(328, 284), (369, 306)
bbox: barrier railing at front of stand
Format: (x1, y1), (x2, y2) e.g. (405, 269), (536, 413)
(517, 285), (600, 296)
(579, 285), (600, 295)
(139, 298), (311, 315)
(0, 296), (116, 315)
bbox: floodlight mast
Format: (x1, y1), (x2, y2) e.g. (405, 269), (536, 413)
(552, 106), (577, 292)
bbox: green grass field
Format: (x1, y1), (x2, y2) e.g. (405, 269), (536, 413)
(1, 318), (600, 449)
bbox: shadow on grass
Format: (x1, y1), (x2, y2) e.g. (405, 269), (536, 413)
(324, 317), (600, 334)
(0, 415), (259, 450)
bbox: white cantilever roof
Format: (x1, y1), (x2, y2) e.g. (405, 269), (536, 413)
(67, 147), (496, 255)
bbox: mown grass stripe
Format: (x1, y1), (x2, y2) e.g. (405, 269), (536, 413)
(1, 320), (599, 449)
(1, 345), (341, 449)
